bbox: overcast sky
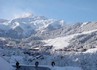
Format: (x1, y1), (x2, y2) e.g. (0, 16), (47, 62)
(0, 0), (97, 23)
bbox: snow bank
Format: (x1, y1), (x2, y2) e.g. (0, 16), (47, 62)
(0, 57), (13, 70)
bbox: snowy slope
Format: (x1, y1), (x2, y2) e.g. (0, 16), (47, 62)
(0, 57), (13, 70)
(43, 35), (75, 50)
(43, 29), (97, 50)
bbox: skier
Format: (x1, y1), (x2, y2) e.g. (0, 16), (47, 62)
(51, 61), (55, 67)
(35, 61), (39, 68)
(16, 61), (20, 69)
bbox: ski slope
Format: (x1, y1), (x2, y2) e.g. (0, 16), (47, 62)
(43, 35), (75, 50)
(43, 29), (97, 50)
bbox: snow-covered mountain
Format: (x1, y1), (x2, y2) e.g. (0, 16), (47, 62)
(0, 15), (97, 50)
(1, 14), (97, 70)
(1, 15), (97, 49)
(0, 15), (66, 39)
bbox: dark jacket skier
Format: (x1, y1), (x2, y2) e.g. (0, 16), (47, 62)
(16, 61), (20, 69)
(35, 61), (39, 68)
(51, 61), (55, 67)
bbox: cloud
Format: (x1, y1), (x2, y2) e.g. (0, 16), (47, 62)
(13, 12), (33, 18)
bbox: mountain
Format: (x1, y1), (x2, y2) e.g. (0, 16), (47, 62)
(43, 28), (97, 50)
(0, 16), (66, 39)
(0, 15), (97, 50)
(20, 21), (97, 50)
(41, 21), (97, 50)
(1, 15), (97, 70)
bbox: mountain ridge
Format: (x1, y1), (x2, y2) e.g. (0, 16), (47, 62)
(0, 16), (66, 39)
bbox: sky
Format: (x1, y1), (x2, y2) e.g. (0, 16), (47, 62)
(0, 0), (97, 23)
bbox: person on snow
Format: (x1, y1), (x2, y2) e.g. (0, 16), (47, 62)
(16, 61), (20, 69)
(51, 61), (55, 67)
(35, 61), (39, 68)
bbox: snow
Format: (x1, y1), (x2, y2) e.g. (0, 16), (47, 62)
(0, 15), (66, 37)
(0, 37), (6, 41)
(43, 35), (75, 50)
(10, 56), (24, 64)
(43, 29), (97, 50)
(42, 66), (82, 70)
(51, 66), (82, 70)
(0, 57), (13, 70)
(32, 19), (53, 30)
(31, 47), (40, 49)
(0, 55), (82, 70)
(84, 48), (97, 53)
(11, 22), (20, 29)
(81, 22), (88, 27)
(59, 20), (64, 25)
(11, 64), (82, 70)
(82, 29), (97, 34)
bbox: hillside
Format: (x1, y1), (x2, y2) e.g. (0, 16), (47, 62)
(0, 15), (97, 70)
